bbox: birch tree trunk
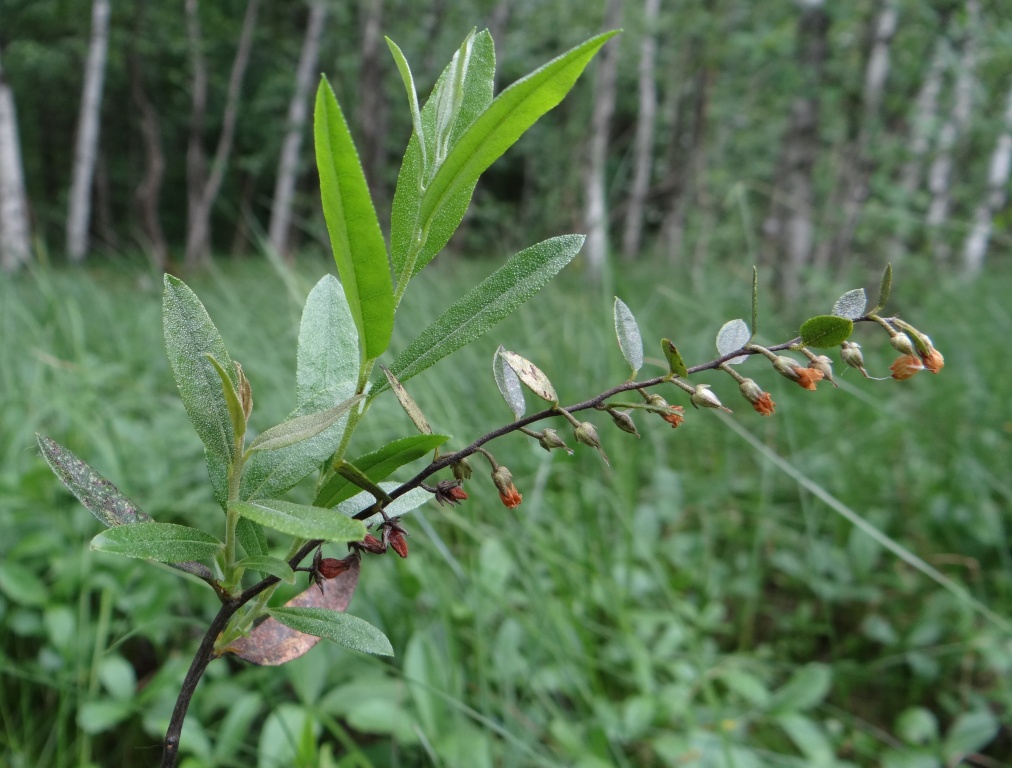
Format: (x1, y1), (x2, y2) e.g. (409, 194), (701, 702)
(961, 81), (1012, 276)
(763, 0), (830, 300)
(66, 0), (110, 263)
(582, 0), (623, 281)
(927, 0), (978, 264)
(621, 0), (660, 262)
(357, 0), (387, 207)
(820, 0), (897, 269)
(0, 48), (31, 273)
(185, 0), (260, 267)
(268, 0), (327, 259)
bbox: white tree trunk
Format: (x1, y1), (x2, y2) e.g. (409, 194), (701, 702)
(582, 0), (623, 281)
(66, 0), (110, 263)
(185, 0), (260, 267)
(621, 0), (660, 262)
(927, 0), (979, 263)
(962, 81), (1012, 276)
(0, 49), (31, 273)
(268, 0), (327, 258)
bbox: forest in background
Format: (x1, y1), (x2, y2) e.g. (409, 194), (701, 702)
(0, 0), (1010, 296)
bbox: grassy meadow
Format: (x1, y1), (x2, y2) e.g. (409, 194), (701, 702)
(1, 255), (1010, 767)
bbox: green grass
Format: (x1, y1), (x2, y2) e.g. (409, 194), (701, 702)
(2, 255), (1010, 767)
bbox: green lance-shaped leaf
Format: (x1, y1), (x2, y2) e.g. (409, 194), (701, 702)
(661, 339), (688, 378)
(315, 78), (394, 362)
(372, 235), (584, 398)
(207, 354), (246, 443)
(871, 263), (892, 314)
(268, 607), (393, 656)
(389, 31), (495, 283)
(163, 275), (237, 489)
(391, 32), (615, 283)
(314, 434), (449, 509)
(91, 522), (224, 564)
(613, 297), (643, 376)
(247, 395), (361, 453)
(716, 319), (750, 365)
(37, 435), (214, 581)
(499, 350), (558, 404)
(751, 266), (759, 340)
(385, 37), (426, 175)
(335, 463), (394, 505)
(831, 288), (867, 320)
(381, 366), (432, 435)
(799, 315), (854, 348)
(232, 500), (367, 543)
(235, 556), (296, 585)
(493, 345), (525, 419)
(241, 275), (359, 501)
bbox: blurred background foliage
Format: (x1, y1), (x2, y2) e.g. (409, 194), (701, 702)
(2, 0), (1011, 766)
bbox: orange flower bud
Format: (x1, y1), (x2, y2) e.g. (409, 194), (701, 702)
(492, 466), (522, 509)
(920, 346), (944, 374)
(661, 405), (685, 428)
(739, 378), (775, 416)
(773, 356), (823, 390)
(890, 355), (924, 380)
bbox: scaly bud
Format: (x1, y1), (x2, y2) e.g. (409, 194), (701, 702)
(451, 457), (473, 482)
(810, 355), (837, 388)
(773, 356), (823, 391)
(608, 409), (640, 436)
(538, 428), (573, 454)
(574, 421), (602, 448)
(690, 384), (732, 412)
(840, 340), (867, 375)
(889, 333), (916, 356)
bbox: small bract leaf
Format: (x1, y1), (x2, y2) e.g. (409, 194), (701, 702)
(500, 350), (558, 404)
(831, 288), (867, 320)
(268, 607), (394, 657)
(613, 297), (643, 376)
(248, 395), (360, 453)
(493, 345), (525, 419)
(91, 522), (223, 564)
(232, 500), (367, 543)
(873, 263), (892, 313)
(799, 315), (854, 348)
(661, 339), (688, 378)
(207, 354), (246, 441)
(716, 319), (750, 364)
(226, 556), (360, 665)
(380, 366), (432, 434)
(235, 556), (296, 584)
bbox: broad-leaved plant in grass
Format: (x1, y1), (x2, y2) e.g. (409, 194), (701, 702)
(37, 29), (949, 766)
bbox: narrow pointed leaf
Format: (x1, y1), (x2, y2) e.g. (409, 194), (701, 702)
(336, 483), (432, 524)
(799, 315), (854, 348)
(335, 462), (394, 505)
(248, 395), (360, 453)
(37, 435), (214, 581)
(241, 275), (359, 500)
(236, 556), (296, 584)
(493, 345), (525, 419)
(315, 79), (394, 361)
(91, 522), (223, 564)
(662, 339), (688, 378)
(163, 275), (237, 481)
(716, 319), (750, 365)
(233, 499), (366, 542)
(385, 37), (426, 174)
(872, 263), (892, 314)
(390, 31), (495, 281)
(613, 297), (643, 376)
(373, 235), (584, 397)
(268, 607), (393, 656)
(381, 366), (432, 434)
(832, 288), (867, 320)
(314, 435), (448, 509)
(751, 266), (759, 339)
(207, 354), (246, 441)
(226, 557), (360, 665)
(500, 350), (558, 404)
(391, 32), (613, 281)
